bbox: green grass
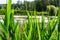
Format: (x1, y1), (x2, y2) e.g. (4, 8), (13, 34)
(0, 0), (58, 40)
(0, 9), (48, 15)
(58, 7), (60, 40)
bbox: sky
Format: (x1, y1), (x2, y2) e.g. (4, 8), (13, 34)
(0, 0), (34, 4)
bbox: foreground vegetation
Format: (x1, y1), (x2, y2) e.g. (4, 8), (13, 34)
(0, 0), (59, 40)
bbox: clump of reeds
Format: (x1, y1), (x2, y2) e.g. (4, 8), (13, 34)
(0, 0), (58, 40)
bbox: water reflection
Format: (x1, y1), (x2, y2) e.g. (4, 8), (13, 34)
(0, 16), (58, 30)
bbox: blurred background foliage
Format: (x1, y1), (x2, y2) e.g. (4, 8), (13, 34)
(0, 0), (59, 11)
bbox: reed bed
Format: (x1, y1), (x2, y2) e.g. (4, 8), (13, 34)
(0, 0), (58, 40)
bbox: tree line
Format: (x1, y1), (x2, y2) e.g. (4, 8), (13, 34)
(0, 0), (59, 12)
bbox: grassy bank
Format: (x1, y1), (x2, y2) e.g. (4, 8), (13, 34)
(0, 9), (49, 15)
